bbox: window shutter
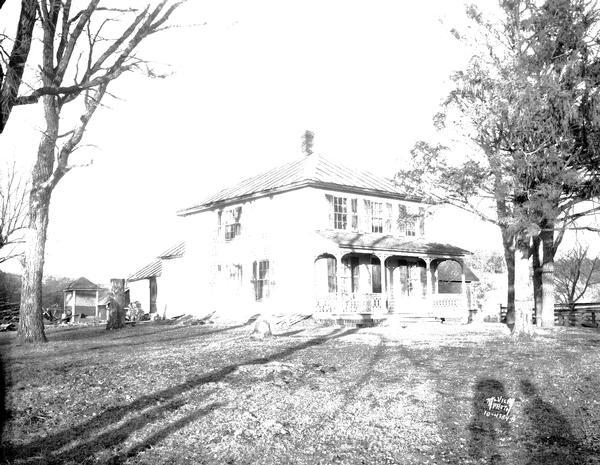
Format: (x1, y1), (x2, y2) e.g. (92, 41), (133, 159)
(362, 200), (371, 232)
(385, 203), (393, 233)
(351, 198), (358, 231)
(217, 211), (222, 239)
(419, 207), (425, 236)
(325, 194), (333, 228)
(398, 204), (407, 235)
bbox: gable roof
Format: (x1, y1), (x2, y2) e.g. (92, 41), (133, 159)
(63, 277), (100, 291)
(178, 154), (417, 216)
(317, 230), (471, 257)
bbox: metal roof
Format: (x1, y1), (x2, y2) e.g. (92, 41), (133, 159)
(178, 154), (417, 216)
(158, 242), (185, 259)
(127, 242), (185, 282)
(317, 230), (472, 257)
(127, 259), (162, 282)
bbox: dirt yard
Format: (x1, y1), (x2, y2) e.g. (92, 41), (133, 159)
(0, 320), (599, 464)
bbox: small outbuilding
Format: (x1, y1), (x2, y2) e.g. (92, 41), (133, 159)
(63, 277), (104, 322)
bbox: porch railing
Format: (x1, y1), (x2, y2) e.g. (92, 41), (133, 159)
(316, 292), (468, 315)
(431, 294), (468, 317)
(315, 293), (384, 313)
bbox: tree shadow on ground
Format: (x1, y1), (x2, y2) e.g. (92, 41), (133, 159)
(5, 326), (356, 463)
(467, 378), (511, 465)
(275, 328), (306, 337)
(10, 321), (256, 363)
(520, 379), (590, 465)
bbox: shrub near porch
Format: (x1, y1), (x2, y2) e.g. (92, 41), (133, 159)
(1, 322), (599, 464)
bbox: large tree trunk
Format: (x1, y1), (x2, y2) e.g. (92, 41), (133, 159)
(501, 227), (516, 326)
(16, 192), (51, 343)
(106, 279), (126, 330)
(532, 236), (543, 325)
(16, 95), (59, 344)
(539, 224), (556, 328)
(512, 235), (533, 336)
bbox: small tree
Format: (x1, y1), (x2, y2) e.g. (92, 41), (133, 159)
(0, 163), (27, 264)
(554, 245), (600, 306)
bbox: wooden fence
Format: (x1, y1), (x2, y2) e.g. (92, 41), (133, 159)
(500, 302), (600, 327)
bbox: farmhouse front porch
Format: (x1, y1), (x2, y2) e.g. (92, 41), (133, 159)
(312, 232), (477, 325)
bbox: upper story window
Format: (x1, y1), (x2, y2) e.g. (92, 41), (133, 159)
(325, 194), (424, 236)
(326, 195), (349, 230)
(398, 204), (424, 237)
(365, 200), (383, 233)
(218, 206), (242, 241)
(333, 196), (347, 229)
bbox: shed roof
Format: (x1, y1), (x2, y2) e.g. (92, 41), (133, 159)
(158, 242), (185, 259)
(317, 230), (471, 257)
(127, 259), (162, 282)
(178, 154), (417, 216)
(63, 277), (100, 291)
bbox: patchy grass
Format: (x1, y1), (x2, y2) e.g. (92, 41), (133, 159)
(1, 321), (599, 464)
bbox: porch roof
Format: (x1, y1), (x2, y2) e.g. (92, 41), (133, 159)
(317, 230), (471, 257)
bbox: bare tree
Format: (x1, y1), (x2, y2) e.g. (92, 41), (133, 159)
(554, 245), (600, 306)
(0, 163), (27, 264)
(16, 0), (183, 343)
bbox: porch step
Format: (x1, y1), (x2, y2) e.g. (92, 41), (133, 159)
(384, 312), (441, 325)
(313, 312), (387, 328)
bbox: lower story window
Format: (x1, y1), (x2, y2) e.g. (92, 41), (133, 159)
(253, 260), (271, 301)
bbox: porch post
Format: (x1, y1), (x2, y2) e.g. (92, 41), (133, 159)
(459, 260), (468, 315)
(375, 253), (389, 311)
(71, 289), (77, 324)
(425, 258), (432, 298)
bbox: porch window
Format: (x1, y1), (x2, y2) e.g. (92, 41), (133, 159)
(252, 260), (271, 301)
(350, 257), (360, 292)
(365, 200), (383, 233)
(326, 195), (348, 230)
(371, 257), (381, 293)
(327, 257), (337, 292)
(223, 207), (242, 240)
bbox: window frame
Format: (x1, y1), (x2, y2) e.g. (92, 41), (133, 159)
(222, 207), (242, 241)
(252, 259), (271, 301)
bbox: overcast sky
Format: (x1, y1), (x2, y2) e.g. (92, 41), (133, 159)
(2, 0), (596, 284)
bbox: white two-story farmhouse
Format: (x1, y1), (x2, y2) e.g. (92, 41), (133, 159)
(129, 153), (477, 323)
